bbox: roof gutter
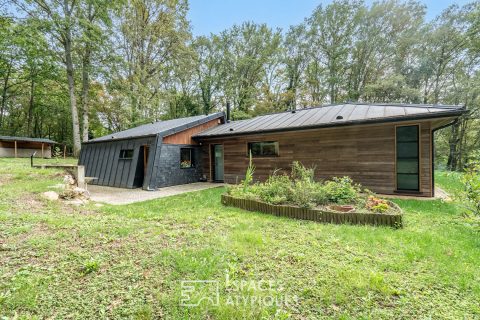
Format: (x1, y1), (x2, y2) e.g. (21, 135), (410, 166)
(194, 109), (467, 140)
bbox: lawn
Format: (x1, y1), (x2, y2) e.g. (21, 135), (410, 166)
(0, 158), (479, 319)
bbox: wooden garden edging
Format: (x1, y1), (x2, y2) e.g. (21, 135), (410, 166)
(221, 194), (403, 228)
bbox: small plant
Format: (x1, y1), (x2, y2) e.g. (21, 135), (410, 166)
(291, 161), (315, 182)
(366, 196), (390, 213)
(243, 151), (255, 193)
(180, 160), (192, 168)
(81, 259), (100, 275)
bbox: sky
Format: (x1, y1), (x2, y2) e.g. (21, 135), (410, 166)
(188, 0), (472, 36)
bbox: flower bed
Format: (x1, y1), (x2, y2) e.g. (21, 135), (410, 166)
(224, 160), (403, 228)
(222, 194), (403, 228)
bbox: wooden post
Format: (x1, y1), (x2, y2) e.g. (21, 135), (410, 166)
(14, 140), (17, 158)
(63, 145), (66, 159)
(41, 143), (44, 158)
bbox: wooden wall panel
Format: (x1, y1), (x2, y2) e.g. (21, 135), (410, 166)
(199, 120), (434, 196)
(163, 118), (222, 145)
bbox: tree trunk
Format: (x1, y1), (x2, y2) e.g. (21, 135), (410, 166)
(27, 78), (35, 136)
(81, 46), (91, 142)
(446, 122), (460, 171)
(0, 63), (12, 129)
(63, 3), (81, 157)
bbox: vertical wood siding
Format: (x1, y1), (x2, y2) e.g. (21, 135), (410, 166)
(162, 118), (221, 145)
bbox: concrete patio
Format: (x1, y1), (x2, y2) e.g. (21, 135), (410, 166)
(88, 182), (224, 205)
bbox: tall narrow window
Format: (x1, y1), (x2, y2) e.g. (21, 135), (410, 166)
(396, 125), (419, 191)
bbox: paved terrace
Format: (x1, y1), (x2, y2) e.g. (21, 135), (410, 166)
(88, 182), (224, 205)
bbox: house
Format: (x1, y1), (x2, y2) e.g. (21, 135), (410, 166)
(78, 113), (225, 189)
(195, 103), (466, 197)
(0, 136), (56, 158)
(79, 103), (466, 197)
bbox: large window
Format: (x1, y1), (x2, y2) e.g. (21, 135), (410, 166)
(248, 141), (279, 157)
(119, 149), (134, 160)
(180, 148), (195, 168)
(396, 125), (419, 191)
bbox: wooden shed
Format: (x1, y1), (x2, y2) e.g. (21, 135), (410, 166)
(195, 103), (466, 197)
(78, 113), (225, 190)
(0, 136), (56, 158)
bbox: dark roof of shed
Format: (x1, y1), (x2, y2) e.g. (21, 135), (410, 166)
(87, 112), (225, 143)
(0, 136), (57, 144)
(194, 103), (466, 138)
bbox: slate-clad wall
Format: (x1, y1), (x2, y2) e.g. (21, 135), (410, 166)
(79, 136), (155, 188)
(153, 144), (203, 188)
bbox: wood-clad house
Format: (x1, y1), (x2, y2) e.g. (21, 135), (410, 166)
(79, 103), (465, 197)
(0, 136), (56, 158)
(194, 103), (466, 197)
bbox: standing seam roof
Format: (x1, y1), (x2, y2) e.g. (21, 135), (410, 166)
(194, 103), (466, 138)
(87, 113), (225, 143)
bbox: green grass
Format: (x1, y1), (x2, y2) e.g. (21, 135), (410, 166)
(0, 159), (479, 319)
(435, 170), (464, 196)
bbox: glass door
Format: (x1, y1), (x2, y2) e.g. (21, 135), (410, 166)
(396, 125), (419, 191)
(213, 145), (224, 181)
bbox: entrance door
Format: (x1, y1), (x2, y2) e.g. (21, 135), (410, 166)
(133, 146), (149, 187)
(212, 144), (224, 181)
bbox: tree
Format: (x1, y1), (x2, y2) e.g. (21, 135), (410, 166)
(15, 0), (82, 155)
(78, 0), (115, 142)
(117, 0), (191, 124)
(283, 24), (309, 109)
(219, 22), (282, 114)
(307, 0), (362, 103)
(193, 35), (224, 115)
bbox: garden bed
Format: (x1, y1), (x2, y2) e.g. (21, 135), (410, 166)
(221, 194), (403, 228)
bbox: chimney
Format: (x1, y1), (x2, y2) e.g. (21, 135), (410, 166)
(226, 102), (231, 123)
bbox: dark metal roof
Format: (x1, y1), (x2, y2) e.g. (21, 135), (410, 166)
(0, 136), (57, 144)
(194, 103), (466, 138)
(87, 112), (225, 143)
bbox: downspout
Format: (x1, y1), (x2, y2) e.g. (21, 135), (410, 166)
(431, 119), (459, 197)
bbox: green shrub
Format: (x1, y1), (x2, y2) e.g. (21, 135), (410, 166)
(227, 161), (380, 209)
(324, 176), (361, 204)
(290, 179), (317, 208)
(312, 184), (329, 205)
(258, 173), (292, 205)
(461, 159), (480, 216)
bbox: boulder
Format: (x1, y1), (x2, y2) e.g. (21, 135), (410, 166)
(43, 191), (59, 201)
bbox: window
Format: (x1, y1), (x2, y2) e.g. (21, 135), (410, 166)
(119, 149), (134, 159)
(396, 125), (419, 191)
(180, 148), (194, 168)
(248, 141), (279, 157)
